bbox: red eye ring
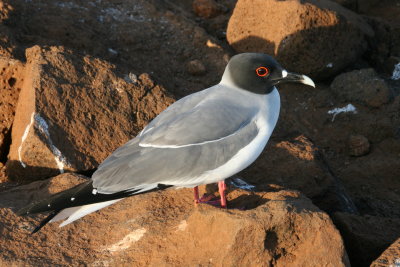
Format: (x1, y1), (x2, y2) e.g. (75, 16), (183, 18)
(256, 66), (269, 77)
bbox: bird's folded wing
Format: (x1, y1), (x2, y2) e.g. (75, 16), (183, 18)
(138, 98), (257, 148)
(92, 95), (260, 193)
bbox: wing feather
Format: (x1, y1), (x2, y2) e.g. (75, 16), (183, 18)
(92, 86), (261, 193)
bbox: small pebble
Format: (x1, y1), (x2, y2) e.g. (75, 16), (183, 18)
(348, 135), (370, 156)
(187, 60), (206, 76)
(139, 73), (154, 88)
(192, 0), (220, 18)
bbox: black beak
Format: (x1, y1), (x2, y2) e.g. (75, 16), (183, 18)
(273, 70), (315, 88)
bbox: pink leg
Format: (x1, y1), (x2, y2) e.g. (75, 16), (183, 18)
(193, 186), (200, 204)
(193, 182), (227, 208)
(193, 186), (215, 205)
(218, 180), (227, 208)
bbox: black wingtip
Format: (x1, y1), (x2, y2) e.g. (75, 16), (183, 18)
(30, 210), (60, 234)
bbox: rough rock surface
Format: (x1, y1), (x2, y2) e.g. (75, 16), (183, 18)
(186, 59), (207, 76)
(240, 135), (356, 214)
(6, 0), (230, 98)
(0, 173), (349, 266)
(332, 0), (380, 14)
(330, 68), (392, 108)
(332, 212), (400, 267)
(6, 45), (174, 181)
(348, 134), (370, 156)
(0, 1), (16, 58)
(371, 238), (400, 267)
(0, 0), (399, 266)
(226, 0), (374, 80)
(192, 0), (221, 18)
(0, 57), (24, 162)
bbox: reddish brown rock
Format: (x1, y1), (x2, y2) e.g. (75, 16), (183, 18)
(226, 0), (374, 80)
(371, 238), (400, 267)
(0, 162), (6, 183)
(0, 173), (349, 266)
(6, 0), (229, 97)
(348, 134), (370, 156)
(332, 212), (400, 267)
(0, 57), (24, 164)
(330, 68), (392, 108)
(0, 1), (18, 58)
(192, 0), (220, 18)
(0, 1), (13, 21)
(240, 135), (354, 213)
(6, 46), (174, 181)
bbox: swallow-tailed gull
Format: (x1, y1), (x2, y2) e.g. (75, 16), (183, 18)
(17, 53), (315, 233)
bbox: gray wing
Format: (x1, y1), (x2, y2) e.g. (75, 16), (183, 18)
(92, 88), (259, 193)
(139, 99), (256, 147)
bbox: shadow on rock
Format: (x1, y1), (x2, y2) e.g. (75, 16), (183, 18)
(0, 170), (88, 210)
(239, 135), (357, 215)
(229, 24), (367, 80)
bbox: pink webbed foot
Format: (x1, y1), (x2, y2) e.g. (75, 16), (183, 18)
(193, 180), (227, 208)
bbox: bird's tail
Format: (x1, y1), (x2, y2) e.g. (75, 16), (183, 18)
(16, 181), (172, 233)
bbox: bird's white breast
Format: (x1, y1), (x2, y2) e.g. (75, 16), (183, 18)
(186, 87), (281, 186)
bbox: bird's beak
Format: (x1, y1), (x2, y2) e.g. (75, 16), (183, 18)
(273, 70), (315, 88)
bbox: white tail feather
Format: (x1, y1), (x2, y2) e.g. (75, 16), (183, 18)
(50, 206), (82, 222)
(50, 199), (122, 227)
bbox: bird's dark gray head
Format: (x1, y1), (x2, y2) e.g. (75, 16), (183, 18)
(221, 53), (315, 94)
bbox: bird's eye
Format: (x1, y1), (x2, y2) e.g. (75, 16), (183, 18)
(256, 67), (269, 77)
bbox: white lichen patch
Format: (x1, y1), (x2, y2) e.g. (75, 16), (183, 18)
(327, 104), (357, 122)
(18, 113), (35, 168)
(104, 228), (146, 252)
(34, 114), (71, 173)
(391, 63), (400, 80)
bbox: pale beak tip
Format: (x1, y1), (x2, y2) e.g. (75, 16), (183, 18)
(302, 75), (316, 88)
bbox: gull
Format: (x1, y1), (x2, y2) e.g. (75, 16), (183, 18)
(17, 53), (315, 233)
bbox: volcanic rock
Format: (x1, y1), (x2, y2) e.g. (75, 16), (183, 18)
(6, 45), (174, 181)
(332, 212), (400, 267)
(371, 238), (400, 267)
(6, 0), (229, 97)
(0, 57), (24, 162)
(226, 0), (374, 80)
(330, 68), (392, 108)
(348, 134), (370, 156)
(192, 0), (220, 19)
(186, 59), (207, 76)
(0, 173), (350, 266)
(240, 135), (355, 213)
